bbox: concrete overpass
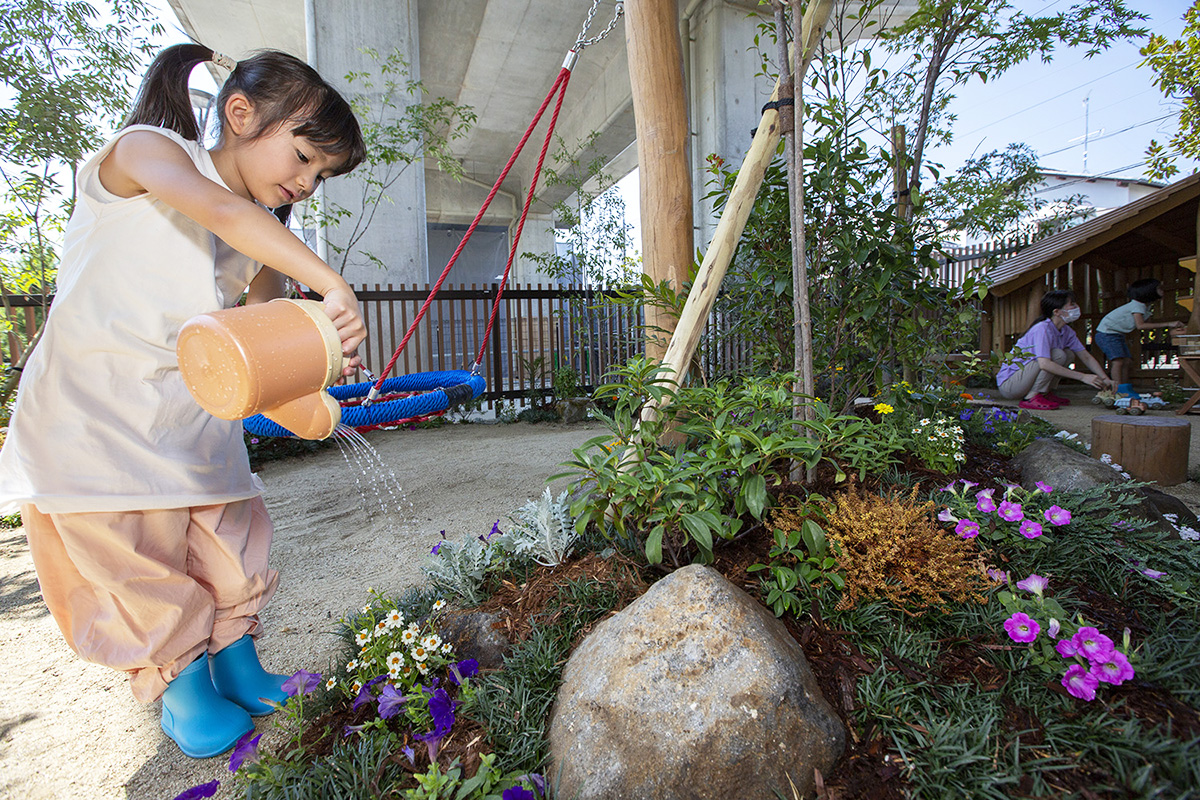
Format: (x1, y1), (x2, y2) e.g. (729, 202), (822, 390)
(166, 0), (917, 286)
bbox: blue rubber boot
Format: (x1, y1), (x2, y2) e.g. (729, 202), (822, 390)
(1117, 383), (1142, 400)
(161, 654), (254, 758)
(210, 635), (290, 716)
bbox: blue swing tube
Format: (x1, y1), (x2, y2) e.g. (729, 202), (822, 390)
(242, 370), (487, 438)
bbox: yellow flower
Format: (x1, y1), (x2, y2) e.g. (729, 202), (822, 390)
(874, 403), (894, 415)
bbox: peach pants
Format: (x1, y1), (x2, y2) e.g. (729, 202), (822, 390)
(22, 496), (278, 703)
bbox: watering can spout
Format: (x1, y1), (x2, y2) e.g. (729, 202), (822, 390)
(177, 298), (346, 440)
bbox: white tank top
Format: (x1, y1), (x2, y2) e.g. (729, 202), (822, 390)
(0, 125), (266, 513)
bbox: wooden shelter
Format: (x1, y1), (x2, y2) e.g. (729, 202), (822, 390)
(982, 172), (1200, 377)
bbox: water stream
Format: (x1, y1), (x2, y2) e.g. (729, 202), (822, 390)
(330, 424), (414, 533)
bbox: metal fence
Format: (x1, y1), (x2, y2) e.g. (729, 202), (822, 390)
(2, 285), (752, 407)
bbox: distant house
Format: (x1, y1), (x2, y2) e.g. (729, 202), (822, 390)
(980, 172), (1200, 377)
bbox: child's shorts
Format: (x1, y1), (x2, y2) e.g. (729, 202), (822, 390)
(1095, 331), (1132, 360)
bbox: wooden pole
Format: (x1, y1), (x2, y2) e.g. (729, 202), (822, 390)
(635, 2), (833, 434)
(1189, 201), (1200, 334)
(626, 0), (692, 364)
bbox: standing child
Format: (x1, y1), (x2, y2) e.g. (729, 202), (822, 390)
(1095, 277), (1184, 400)
(0, 44), (367, 758)
(996, 289), (1114, 409)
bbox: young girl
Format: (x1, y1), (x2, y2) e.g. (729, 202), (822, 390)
(996, 289), (1114, 410)
(1095, 277), (1184, 400)
(0, 44), (367, 759)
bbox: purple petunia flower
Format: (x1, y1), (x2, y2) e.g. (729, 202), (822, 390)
(1048, 618), (1061, 638)
(1003, 612), (1040, 644)
(1035, 481), (1053, 493)
(173, 781), (219, 800)
(940, 482), (957, 493)
(1062, 664), (1099, 701)
(503, 787), (537, 800)
(402, 745), (416, 765)
(956, 519), (981, 539)
(1090, 651), (1135, 685)
(937, 507), (959, 523)
(1019, 519), (1043, 539)
(1072, 627), (1115, 664)
(1056, 637), (1079, 658)
(960, 480), (978, 491)
(1015, 574), (1048, 596)
(414, 687), (457, 761)
(431, 541), (443, 555)
(986, 567), (1009, 582)
(352, 676), (387, 711)
(228, 733), (261, 773)
(378, 683), (407, 720)
(282, 669), (321, 697)
(487, 520), (502, 539)
(997, 500), (1024, 522)
(976, 489), (997, 513)
(450, 658), (480, 686)
(1141, 567), (1165, 579)
(1044, 505), (1072, 526)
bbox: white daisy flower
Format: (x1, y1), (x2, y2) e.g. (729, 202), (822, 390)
(432, 599), (447, 612)
(411, 645), (429, 662)
(385, 610), (404, 628)
(422, 634), (442, 651)
(441, 643), (453, 654)
(401, 629), (417, 644)
(416, 661), (429, 675)
(325, 677), (337, 691)
(354, 630), (370, 647)
(346, 659), (358, 672)
(387, 651), (404, 670)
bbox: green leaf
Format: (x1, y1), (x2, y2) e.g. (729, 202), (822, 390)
(744, 473), (767, 519)
(681, 512), (714, 551)
(645, 525), (665, 565)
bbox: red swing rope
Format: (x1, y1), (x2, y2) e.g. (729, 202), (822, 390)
(368, 61), (575, 399)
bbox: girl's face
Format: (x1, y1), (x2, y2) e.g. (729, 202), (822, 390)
(239, 124), (346, 208)
(221, 96), (347, 208)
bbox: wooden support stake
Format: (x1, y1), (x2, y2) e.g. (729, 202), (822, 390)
(626, 0), (692, 364)
(635, 1), (832, 434)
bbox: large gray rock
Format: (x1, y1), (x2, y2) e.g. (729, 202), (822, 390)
(548, 564), (845, 800)
(1012, 438), (1198, 537)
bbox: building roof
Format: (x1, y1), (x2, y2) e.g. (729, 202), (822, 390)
(988, 171), (1200, 297)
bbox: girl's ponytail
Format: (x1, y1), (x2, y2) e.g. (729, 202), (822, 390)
(124, 44), (214, 141)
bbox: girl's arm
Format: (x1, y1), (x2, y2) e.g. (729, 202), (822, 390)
(1132, 313), (1184, 330)
(1035, 353), (1112, 390)
(99, 130), (365, 353)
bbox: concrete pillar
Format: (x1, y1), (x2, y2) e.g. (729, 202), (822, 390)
(685, 0), (773, 249)
(307, 0), (427, 287)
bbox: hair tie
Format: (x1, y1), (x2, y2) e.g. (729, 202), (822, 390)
(210, 51), (237, 71)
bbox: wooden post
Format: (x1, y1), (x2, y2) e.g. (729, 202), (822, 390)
(1189, 201), (1200, 334)
(625, 0), (692, 364)
(1091, 414), (1191, 486)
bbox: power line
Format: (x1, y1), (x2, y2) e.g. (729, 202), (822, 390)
(1038, 114), (1173, 157)
(958, 61), (1137, 138)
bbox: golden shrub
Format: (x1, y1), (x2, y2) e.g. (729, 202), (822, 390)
(822, 484), (989, 614)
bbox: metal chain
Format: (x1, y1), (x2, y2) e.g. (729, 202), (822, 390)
(576, 0), (624, 49)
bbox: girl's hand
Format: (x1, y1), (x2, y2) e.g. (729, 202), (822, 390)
(322, 286), (366, 355)
(1170, 320), (1186, 329)
(1082, 374), (1106, 390)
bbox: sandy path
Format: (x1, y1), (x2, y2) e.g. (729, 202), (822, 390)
(0, 420), (602, 800)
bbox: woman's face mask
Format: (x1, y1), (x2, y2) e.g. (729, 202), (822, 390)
(1060, 306), (1081, 324)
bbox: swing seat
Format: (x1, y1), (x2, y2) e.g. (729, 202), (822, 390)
(242, 370), (486, 438)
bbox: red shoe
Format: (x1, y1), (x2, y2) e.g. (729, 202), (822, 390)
(1043, 393), (1070, 405)
(1019, 393), (1060, 411)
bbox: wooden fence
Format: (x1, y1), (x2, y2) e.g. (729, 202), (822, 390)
(2, 285), (752, 407)
(938, 235), (1032, 287)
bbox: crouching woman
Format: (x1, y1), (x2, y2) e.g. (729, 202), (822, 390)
(996, 289), (1114, 410)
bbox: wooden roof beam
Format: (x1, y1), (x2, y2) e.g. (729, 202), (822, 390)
(1135, 223), (1193, 253)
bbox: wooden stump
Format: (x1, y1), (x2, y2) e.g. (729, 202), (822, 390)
(1091, 415), (1191, 486)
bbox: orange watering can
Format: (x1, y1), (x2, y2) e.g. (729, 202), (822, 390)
(177, 298), (346, 440)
